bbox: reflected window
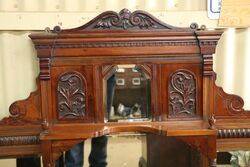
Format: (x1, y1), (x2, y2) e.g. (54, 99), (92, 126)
(105, 64), (151, 122)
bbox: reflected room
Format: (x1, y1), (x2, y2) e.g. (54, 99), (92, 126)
(104, 64), (151, 122)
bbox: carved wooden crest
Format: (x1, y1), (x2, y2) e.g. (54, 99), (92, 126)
(61, 8), (188, 31)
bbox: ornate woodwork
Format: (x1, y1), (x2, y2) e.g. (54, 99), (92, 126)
(214, 85), (247, 117)
(218, 129), (250, 138)
(0, 136), (39, 146)
(169, 70), (196, 117)
(0, 80), (42, 126)
(0, 8), (249, 167)
(57, 72), (86, 120)
(65, 8), (186, 31)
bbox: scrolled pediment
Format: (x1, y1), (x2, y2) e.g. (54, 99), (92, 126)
(62, 8), (190, 32)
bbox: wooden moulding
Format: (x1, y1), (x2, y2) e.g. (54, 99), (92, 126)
(1, 8), (248, 166)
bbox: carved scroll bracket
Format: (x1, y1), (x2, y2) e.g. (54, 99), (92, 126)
(0, 81), (42, 126)
(214, 86), (249, 116)
(213, 80), (250, 138)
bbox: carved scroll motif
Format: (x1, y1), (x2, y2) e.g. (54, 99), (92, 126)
(215, 86), (245, 115)
(66, 8), (186, 31)
(0, 80), (42, 126)
(57, 72), (86, 119)
(169, 70), (196, 117)
(95, 8), (165, 30)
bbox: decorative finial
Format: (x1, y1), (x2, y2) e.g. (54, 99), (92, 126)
(190, 22), (199, 30)
(53, 25), (61, 33)
(208, 114), (216, 129)
(44, 27), (51, 33)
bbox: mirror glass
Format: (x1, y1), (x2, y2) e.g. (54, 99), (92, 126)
(104, 64), (151, 122)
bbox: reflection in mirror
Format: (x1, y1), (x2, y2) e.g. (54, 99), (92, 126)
(104, 64), (151, 122)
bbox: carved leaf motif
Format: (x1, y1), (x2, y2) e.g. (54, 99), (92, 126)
(169, 70), (196, 117)
(57, 72), (86, 119)
(86, 8), (179, 30)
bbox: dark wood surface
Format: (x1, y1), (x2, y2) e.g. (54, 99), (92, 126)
(0, 8), (248, 167)
(142, 134), (203, 167)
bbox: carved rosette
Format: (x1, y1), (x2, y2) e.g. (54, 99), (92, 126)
(169, 70), (196, 117)
(57, 72), (86, 119)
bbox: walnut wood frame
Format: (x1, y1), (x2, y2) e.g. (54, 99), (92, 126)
(0, 9), (249, 167)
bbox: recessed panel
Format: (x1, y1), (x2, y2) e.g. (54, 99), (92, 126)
(168, 70), (196, 117)
(51, 66), (94, 122)
(57, 72), (86, 119)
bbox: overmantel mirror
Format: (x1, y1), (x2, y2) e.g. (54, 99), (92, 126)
(103, 64), (151, 122)
(1, 8), (250, 167)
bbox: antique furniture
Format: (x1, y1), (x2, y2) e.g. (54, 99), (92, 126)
(0, 9), (249, 167)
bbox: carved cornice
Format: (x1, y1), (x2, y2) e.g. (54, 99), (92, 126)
(64, 8), (188, 31)
(39, 58), (51, 80)
(35, 40), (198, 50)
(199, 40), (219, 46)
(0, 136), (39, 146)
(197, 32), (222, 54)
(218, 129), (250, 138)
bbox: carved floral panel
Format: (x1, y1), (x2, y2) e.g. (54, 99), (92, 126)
(168, 70), (196, 117)
(57, 72), (86, 119)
